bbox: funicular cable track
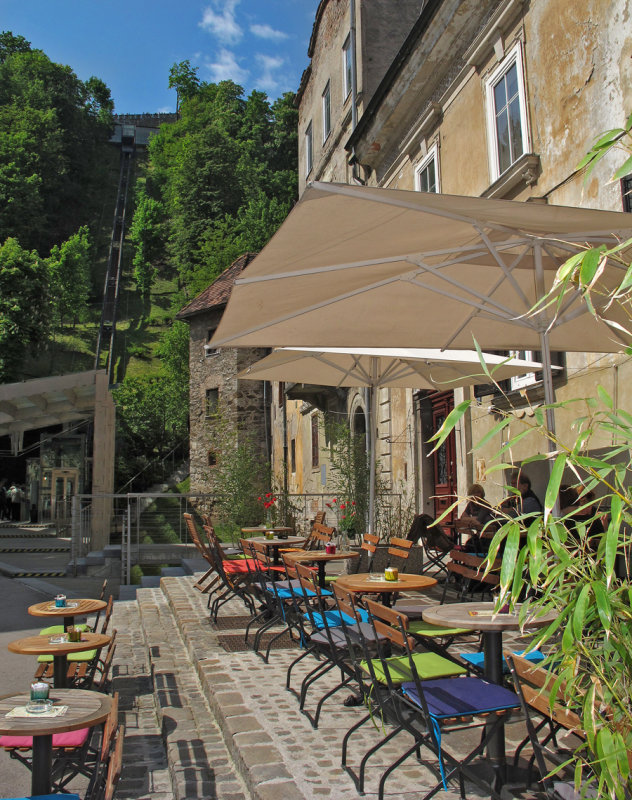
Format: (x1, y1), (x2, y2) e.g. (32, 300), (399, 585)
(94, 148), (133, 381)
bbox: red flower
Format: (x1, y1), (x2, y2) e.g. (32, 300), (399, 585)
(333, 498), (337, 503)
(258, 496), (262, 502)
(351, 501), (356, 506)
(340, 503), (346, 510)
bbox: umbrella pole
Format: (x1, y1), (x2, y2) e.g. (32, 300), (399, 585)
(368, 360), (378, 535)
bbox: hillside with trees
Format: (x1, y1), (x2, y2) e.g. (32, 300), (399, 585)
(0, 31), (114, 382)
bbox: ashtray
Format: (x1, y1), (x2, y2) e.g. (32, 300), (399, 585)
(49, 635), (67, 644)
(26, 699), (53, 714)
(368, 574), (386, 582)
(277, 533), (288, 540)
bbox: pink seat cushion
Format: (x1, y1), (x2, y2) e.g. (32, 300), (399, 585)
(0, 727), (90, 748)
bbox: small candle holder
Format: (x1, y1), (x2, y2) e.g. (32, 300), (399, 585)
(54, 594), (67, 608)
(30, 681), (49, 701)
(68, 627), (81, 642)
(265, 531), (274, 540)
(325, 542), (336, 554)
(384, 566), (399, 581)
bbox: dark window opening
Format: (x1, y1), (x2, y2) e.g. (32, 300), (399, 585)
(205, 388), (219, 417)
(311, 414), (319, 468)
(291, 438), (296, 473)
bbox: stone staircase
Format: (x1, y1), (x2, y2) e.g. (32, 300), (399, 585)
(111, 575), (536, 800)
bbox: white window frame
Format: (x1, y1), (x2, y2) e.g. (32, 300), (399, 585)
(342, 36), (352, 100)
(484, 41), (530, 181)
(509, 350), (536, 390)
(305, 121), (313, 176)
(415, 143), (440, 193)
(322, 81), (331, 143)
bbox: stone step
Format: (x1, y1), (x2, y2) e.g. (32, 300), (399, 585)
(135, 586), (251, 800)
(111, 597), (175, 800)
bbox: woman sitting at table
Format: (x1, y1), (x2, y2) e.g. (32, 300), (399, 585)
(455, 483), (496, 552)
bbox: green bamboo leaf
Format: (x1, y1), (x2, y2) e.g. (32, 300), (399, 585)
(533, 407), (544, 425)
(604, 496), (621, 584)
(544, 453), (567, 523)
(612, 154), (632, 181)
(499, 524), (520, 594)
(556, 250), (585, 282)
(572, 583), (591, 639)
(578, 246), (606, 286)
(473, 417), (510, 451)
(511, 546), (527, 600)
(472, 338), (492, 379)
(427, 399), (471, 452)
(597, 384), (614, 410)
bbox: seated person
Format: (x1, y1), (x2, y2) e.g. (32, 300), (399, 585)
(406, 513), (455, 552)
(455, 483), (495, 533)
(559, 485), (604, 549)
(500, 470), (542, 518)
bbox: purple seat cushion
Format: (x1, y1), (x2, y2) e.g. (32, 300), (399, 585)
(402, 676), (519, 718)
(0, 727), (90, 748)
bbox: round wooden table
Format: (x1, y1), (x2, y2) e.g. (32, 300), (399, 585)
(28, 598), (106, 632)
(241, 526), (294, 535)
(8, 633), (111, 688)
(248, 535), (306, 565)
(285, 549), (359, 588)
(335, 572), (437, 606)
(0, 688), (112, 795)
(422, 601), (555, 776)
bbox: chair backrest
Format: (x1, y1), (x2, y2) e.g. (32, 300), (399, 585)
(100, 595), (114, 635)
(506, 652), (585, 794)
(99, 579), (108, 601)
(203, 518), (232, 560)
(95, 630), (117, 692)
(104, 723), (124, 800)
(183, 513), (211, 560)
(442, 549), (500, 601)
(312, 511), (326, 529)
(310, 523), (335, 549)
(375, 536), (413, 573)
(100, 691), (120, 761)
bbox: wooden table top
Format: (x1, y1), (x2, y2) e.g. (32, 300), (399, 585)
(249, 535), (306, 546)
(285, 549), (359, 563)
(28, 598), (106, 619)
(241, 526), (294, 534)
(8, 632), (111, 657)
(335, 572), (437, 594)
(0, 689), (111, 737)
(422, 602), (555, 632)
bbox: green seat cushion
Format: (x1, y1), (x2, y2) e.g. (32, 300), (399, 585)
(37, 648), (97, 663)
(408, 620), (471, 637)
(361, 651), (466, 684)
(39, 624), (90, 635)
(324, 576), (338, 584)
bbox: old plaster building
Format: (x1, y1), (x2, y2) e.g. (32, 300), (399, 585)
(271, 0), (632, 526)
(176, 254), (269, 495)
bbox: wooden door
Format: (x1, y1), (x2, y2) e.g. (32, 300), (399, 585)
(431, 392), (457, 522)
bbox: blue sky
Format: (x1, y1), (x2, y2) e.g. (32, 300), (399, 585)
(1, 0), (319, 113)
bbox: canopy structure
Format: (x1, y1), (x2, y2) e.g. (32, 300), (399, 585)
(212, 182), (632, 441)
(239, 347), (552, 532)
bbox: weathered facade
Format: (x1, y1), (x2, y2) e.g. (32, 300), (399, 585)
(273, 0), (632, 526)
(177, 255), (269, 495)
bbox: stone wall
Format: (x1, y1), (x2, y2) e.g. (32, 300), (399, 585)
(187, 309), (268, 494)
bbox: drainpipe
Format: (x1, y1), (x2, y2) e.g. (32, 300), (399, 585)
(350, 0), (366, 185)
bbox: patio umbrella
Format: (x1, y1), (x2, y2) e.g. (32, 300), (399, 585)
(238, 346), (554, 532)
(212, 183), (632, 425)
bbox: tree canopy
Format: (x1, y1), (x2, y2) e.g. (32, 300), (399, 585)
(140, 76), (297, 295)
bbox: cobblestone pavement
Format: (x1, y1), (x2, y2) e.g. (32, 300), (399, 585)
(107, 574), (539, 800)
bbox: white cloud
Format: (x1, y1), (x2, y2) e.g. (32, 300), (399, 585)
(157, 106), (174, 114)
(205, 49), (249, 84)
(254, 54), (285, 94)
(199, 0), (242, 45)
(250, 23), (289, 41)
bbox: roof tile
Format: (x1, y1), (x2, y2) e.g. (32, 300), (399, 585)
(176, 253), (258, 319)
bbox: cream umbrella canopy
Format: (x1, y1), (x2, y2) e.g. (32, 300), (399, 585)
(212, 183), (632, 429)
(238, 346), (554, 533)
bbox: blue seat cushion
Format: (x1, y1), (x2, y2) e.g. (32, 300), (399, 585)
(307, 608), (369, 629)
(459, 649), (545, 673)
(402, 675), (519, 718)
(5, 796), (81, 800)
(263, 582), (294, 599)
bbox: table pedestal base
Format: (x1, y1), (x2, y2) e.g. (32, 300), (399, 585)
(32, 734), (53, 795)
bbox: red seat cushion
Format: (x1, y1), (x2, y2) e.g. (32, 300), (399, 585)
(0, 727), (90, 748)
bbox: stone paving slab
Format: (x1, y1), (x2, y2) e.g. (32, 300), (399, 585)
(159, 575), (539, 800)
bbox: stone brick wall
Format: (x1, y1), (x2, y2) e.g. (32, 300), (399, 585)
(187, 309), (268, 494)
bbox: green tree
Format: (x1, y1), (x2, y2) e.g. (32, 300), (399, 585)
(168, 60), (200, 113)
(0, 237), (50, 381)
(129, 187), (163, 296)
(46, 226), (91, 328)
(0, 36), (113, 254)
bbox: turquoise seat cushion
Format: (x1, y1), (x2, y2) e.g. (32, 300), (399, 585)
(361, 652), (467, 685)
(6, 796), (81, 800)
(459, 649), (545, 674)
(308, 608), (369, 629)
